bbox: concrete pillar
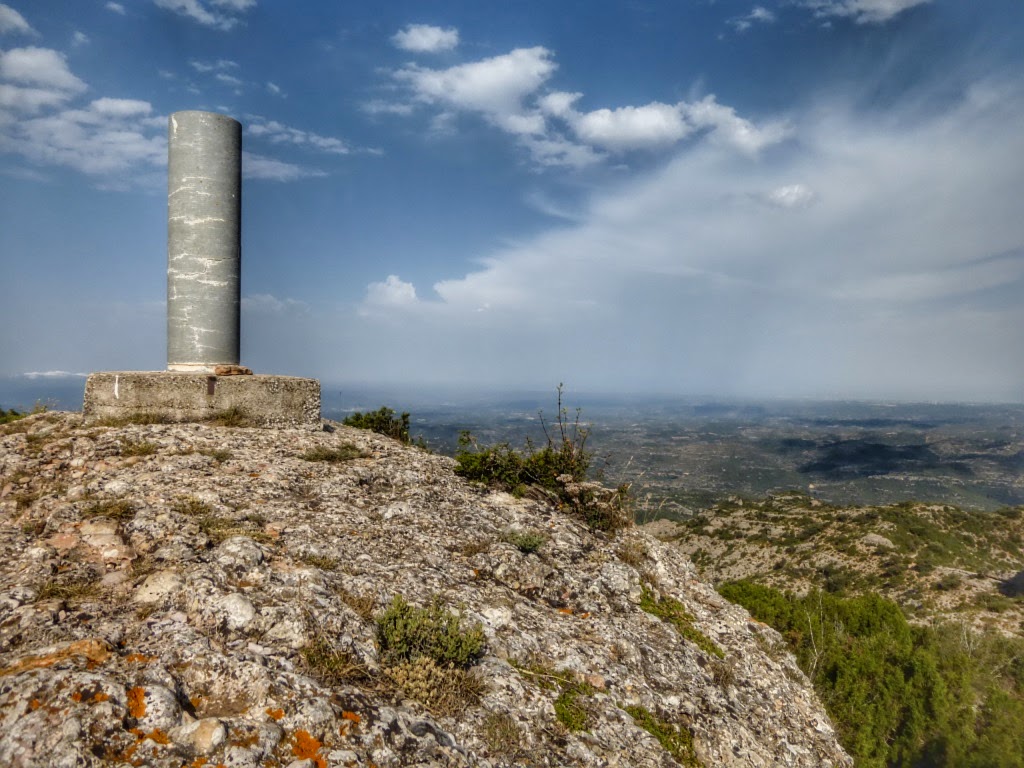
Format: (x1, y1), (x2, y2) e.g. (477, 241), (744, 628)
(167, 110), (242, 372)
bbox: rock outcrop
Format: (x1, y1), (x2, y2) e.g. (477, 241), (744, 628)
(0, 412), (851, 767)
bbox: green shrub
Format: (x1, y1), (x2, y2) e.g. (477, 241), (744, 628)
(554, 682), (592, 731)
(376, 595), (486, 669)
(0, 407), (26, 425)
(343, 406), (411, 443)
(639, 585), (723, 658)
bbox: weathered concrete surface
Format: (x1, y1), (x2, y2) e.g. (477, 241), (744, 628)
(82, 372), (320, 429)
(167, 110), (242, 372)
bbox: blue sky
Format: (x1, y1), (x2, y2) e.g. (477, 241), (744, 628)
(1, 0), (1023, 402)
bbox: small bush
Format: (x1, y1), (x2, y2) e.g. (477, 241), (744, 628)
(301, 636), (367, 684)
(502, 529), (547, 554)
(343, 406), (411, 443)
(554, 683), (592, 732)
(376, 595), (486, 668)
(301, 444), (366, 463)
(37, 574), (99, 603)
(384, 655), (486, 716)
(120, 440), (157, 457)
(0, 407), (26, 425)
(81, 499), (135, 521)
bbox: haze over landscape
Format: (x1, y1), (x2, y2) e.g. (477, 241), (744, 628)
(1, 0), (1022, 402)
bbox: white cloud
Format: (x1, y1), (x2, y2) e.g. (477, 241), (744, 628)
(23, 370), (87, 378)
(190, 58), (238, 73)
(684, 95), (789, 153)
(266, 81), (283, 96)
(241, 151), (326, 181)
(391, 24), (459, 53)
(349, 81), (1024, 400)
(105, 2), (125, 14)
(215, 72), (243, 87)
(730, 6), (776, 32)
(0, 3), (34, 35)
(153, 0), (254, 30)
(361, 99), (415, 116)
(0, 83), (70, 112)
(766, 183), (816, 208)
(802, 0), (931, 24)
(242, 294), (308, 314)
(396, 46), (556, 124)
(363, 275), (419, 310)
(389, 45), (786, 166)
(570, 102), (691, 150)
(90, 97), (152, 117)
(0, 47), (86, 92)
(72, 31), (89, 46)
(247, 118), (350, 155)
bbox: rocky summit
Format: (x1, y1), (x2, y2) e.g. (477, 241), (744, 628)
(0, 412), (851, 767)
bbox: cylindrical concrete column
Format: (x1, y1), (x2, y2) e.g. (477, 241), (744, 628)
(167, 110), (242, 372)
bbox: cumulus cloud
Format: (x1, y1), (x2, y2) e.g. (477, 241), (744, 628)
(0, 83), (70, 112)
(392, 23), (459, 53)
(105, 2), (125, 14)
(72, 31), (89, 46)
(0, 3), (34, 35)
(153, 0), (254, 30)
(766, 183), (816, 208)
(362, 275), (419, 310)
(0, 47), (86, 92)
(388, 44), (787, 167)
(802, 0), (931, 24)
(396, 46), (556, 133)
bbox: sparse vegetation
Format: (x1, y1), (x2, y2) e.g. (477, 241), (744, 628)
(205, 406), (251, 427)
(301, 553), (339, 570)
(383, 655), (487, 716)
(37, 574), (99, 603)
(553, 679), (593, 732)
(301, 636), (367, 684)
(343, 406), (411, 443)
(455, 384), (631, 534)
(481, 711), (523, 757)
(95, 412), (174, 427)
(502, 528), (547, 554)
(199, 448), (233, 462)
(624, 705), (700, 767)
(639, 585), (724, 658)
(300, 444), (366, 463)
(120, 440), (157, 457)
(81, 499), (135, 521)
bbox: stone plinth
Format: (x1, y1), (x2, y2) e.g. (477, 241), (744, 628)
(83, 372), (320, 429)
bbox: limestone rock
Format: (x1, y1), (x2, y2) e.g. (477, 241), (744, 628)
(0, 411), (852, 767)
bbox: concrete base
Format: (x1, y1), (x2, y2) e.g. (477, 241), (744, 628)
(83, 372), (321, 429)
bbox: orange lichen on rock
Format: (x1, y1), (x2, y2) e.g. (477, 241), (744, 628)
(127, 687), (147, 718)
(146, 729), (171, 745)
(71, 690), (83, 702)
(0, 638), (112, 677)
(29, 698), (42, 710)
(125, 653), (155, 664)
(291, 729), (326, 768)
(341, 710), (361, 724)
(266, 707), (285, 720)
